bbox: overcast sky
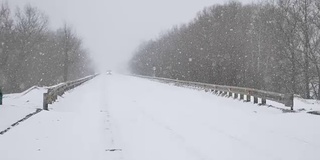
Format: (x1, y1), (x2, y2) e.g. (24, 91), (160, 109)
(8, 0), (254, 72)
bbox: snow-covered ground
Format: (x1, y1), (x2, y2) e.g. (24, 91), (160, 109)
(0, 74), (320, 160)
(0, 86), (47, 132)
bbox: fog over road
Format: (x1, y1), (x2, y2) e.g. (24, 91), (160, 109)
(9, 0), (253, 72)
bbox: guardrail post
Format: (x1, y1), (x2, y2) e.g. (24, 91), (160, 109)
(284, 94), (294, 110)
(228, 92), (232, 97)
(240, 94), (244, 100)
(234, 93), (238, 99)
(43, 93), (48, 110)
(222, 91), (227, 96)
(246, 95), (251, 102)
(261, 98), (266, 105)
(253, 97), (258, 104)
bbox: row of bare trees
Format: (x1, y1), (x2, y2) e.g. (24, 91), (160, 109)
(0, 3), (94, 93)
(130, 0), (320, 99)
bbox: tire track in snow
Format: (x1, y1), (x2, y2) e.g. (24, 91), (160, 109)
(205, 124), (281, 160)
(133, 105), (209, 160)
(100, 75), (124, 159)
(0, 109), (42, 135)
(102, 111), (125, 160)
(132, 103), (281, 160)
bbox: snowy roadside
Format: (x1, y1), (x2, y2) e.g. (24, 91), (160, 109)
(294, 97), (320, 114)
(258, 96), (320, 114)
(0, 87), (47, 133)
(0, 75), (122, 160)
(0, 74), (98, 134)
(144, 77), (320, 114)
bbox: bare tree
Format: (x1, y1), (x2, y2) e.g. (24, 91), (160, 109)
(12, 4), (48, 91)
(57, 23), (83, 82)
(0, 2), (13, 69)
(0, 2), (14, 88)
(0, 3), (94, 93)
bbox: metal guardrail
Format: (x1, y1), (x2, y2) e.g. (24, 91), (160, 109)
(43, 74), (98, 110)
(136, 75), (294, 110)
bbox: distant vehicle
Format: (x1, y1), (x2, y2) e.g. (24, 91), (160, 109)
(106, 70), (112, 75)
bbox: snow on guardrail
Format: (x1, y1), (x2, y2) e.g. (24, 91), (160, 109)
(135, 75), (294, 110)
(43, 74), (99, 110)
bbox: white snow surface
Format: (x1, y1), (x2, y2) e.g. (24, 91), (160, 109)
(0, 86), (47, 131)
(0, 74), (320, 160)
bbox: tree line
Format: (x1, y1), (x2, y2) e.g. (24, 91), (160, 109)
(0, 3), (94, 93)
(130, 0), (320, 99)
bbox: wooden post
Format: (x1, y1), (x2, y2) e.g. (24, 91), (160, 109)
(234, 93), (238, 99)
(240, 94), (244, 100)
(228, 92), (232, 97)
(284, 94), (294, 110)
(43, 93), (48, 110)
(222, 91), (227, 96)
(253, 97), (258, 104)
(261, 98), (266, 105)
(246, 95), (251, 102)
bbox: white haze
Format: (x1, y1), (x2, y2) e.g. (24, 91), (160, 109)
(8, 0), (253, 73)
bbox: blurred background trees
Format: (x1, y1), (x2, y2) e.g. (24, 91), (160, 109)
(0, 2), (94, 93)
(130, 0), (320, 99)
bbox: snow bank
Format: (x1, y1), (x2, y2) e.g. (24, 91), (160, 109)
(0, 86), (47, 132)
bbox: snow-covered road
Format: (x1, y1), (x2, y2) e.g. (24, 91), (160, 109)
(1, 74), (320, 160)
